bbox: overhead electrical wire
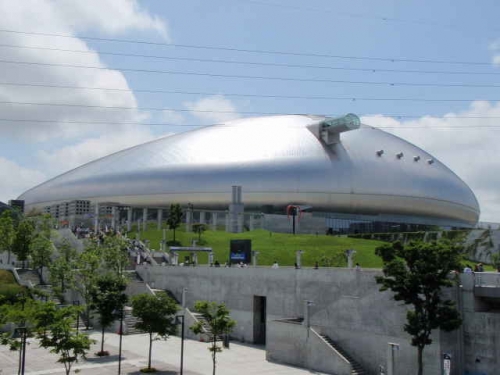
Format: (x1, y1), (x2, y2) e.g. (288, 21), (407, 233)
(1, 117), (500, 129)
(0, 28), (492, 66)
(1, 81), (498, 102)
(0, 43), (497, 76)
(0, 100), (500, 120)
(1, 59), (500, 88)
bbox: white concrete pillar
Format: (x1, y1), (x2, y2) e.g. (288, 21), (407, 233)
(252, 251), (259, 267)
(111, 206), (117, 230)
(345, 249), (356, 269)
(199, 211), (206, 224)
(225, 211), (230, 232)
(94, 203), (99, 233)
(127, 208), (132, 232)
(237, 213), (244, 233)
(142, 208), (148, 231)
(386, 343), (399, 375)
(181, 287), (188, 309)
(191, 252), (198, 266)
(296, 250), (304, 268)
(303, 300), (314, 328)
(172, 252), (179, 266)
(211, 212), (218, 231)
(208, 252), (214, 265)
(157, 208), (163, 231)
(249, 215), (255, 231)
(185, 209), (193, 232)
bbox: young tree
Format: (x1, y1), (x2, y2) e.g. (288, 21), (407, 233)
(90, 274), (128, 356)
(192, 223), (207, 243)
(76, 242), (101, 330)
(491, 253), (500, 272)
(167, 204), (183, 243)
(190, 301), (236, 375)
(131, 293), (178, 372)
(100, 235), (130, 276)
(0, 210), (15, 264)
(12, 219), (35, 268)
(36, 303), (94, 375)
(30, 235), (53, 283)
(375, 240), (462, 375)
(49, 256), (75, 301)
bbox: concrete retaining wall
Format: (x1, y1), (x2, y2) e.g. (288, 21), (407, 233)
(137, 265), (456, 374)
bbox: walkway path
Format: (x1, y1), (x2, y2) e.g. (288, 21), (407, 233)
(0, 331), (325, 375)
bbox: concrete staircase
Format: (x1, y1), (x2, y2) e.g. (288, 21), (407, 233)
(35, 284), (62, 304)
(16, 269), (41, 287)
(123, 307), (143, 335)
(320, 335), (367, 375)
(191, 312), (222, 342)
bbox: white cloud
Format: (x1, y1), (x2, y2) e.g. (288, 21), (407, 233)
(184, 95), (240, 123)
(0, 0), (166, 141)
(38, 127), (170, 176)
(490, 39), (500, 65)
(361, 101), (500, 222)
(162, 110), (186, 124)
(0, 157), (46, 202)
(52, 0), (169, 39)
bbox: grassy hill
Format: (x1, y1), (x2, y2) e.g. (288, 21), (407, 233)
(129, 226), (386, 268)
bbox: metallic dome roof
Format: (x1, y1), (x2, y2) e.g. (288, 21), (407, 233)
(20, 115), (480, 226)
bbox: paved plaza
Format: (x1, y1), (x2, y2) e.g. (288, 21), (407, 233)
(0, 331), (324, 375)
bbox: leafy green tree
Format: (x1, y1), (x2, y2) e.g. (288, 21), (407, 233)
(167, 204), (183, 243)
(49, 256), (75, 301)
(100, 235), (130, 276)
(36, 303), (94, 375)
(190, 301), (236, 375)
(30, 235), (53, 283)
(0, 210), (15, 264)
(491, 253), (500, 272)
(192, 223), (207, 243)
(375, 240), (462, 375)
(76, 241), (101, 329)
(12, 219), (35, 268)
(90, 274), (128, 356)
(131, 293), (178, 372)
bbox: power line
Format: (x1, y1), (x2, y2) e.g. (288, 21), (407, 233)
(1, 81), (497, 102)
(2, 59), (500, 88)
(1, 101), (500, 120)
(0, 43), (497, 76)
(0, 28), (492, 66)
(1, 117), (500, 129)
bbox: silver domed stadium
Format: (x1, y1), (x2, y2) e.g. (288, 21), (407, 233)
(19, 114), (479, 231)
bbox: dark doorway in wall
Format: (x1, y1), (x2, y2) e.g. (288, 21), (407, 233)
(253, 296), (267, 345)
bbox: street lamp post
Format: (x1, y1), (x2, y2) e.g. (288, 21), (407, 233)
(175, 315), (185, 375)
(118, 308), (124, 375)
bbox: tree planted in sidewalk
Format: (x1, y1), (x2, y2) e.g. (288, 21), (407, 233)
(190, 301), (236, 375)
(36, 303), (94, 375)
(375, 240), (462, 375)
(90, 273), (127, 356)
(131, 293), (178, 372)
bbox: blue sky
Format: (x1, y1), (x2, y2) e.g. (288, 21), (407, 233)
(1, 0), (500, 221)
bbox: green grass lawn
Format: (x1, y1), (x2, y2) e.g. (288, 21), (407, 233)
(129, 225), (386, 268)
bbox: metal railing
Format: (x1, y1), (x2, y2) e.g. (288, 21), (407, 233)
(474, 272), (500, 287)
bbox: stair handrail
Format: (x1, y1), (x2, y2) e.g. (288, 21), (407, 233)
(310, 328), (352, 368)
